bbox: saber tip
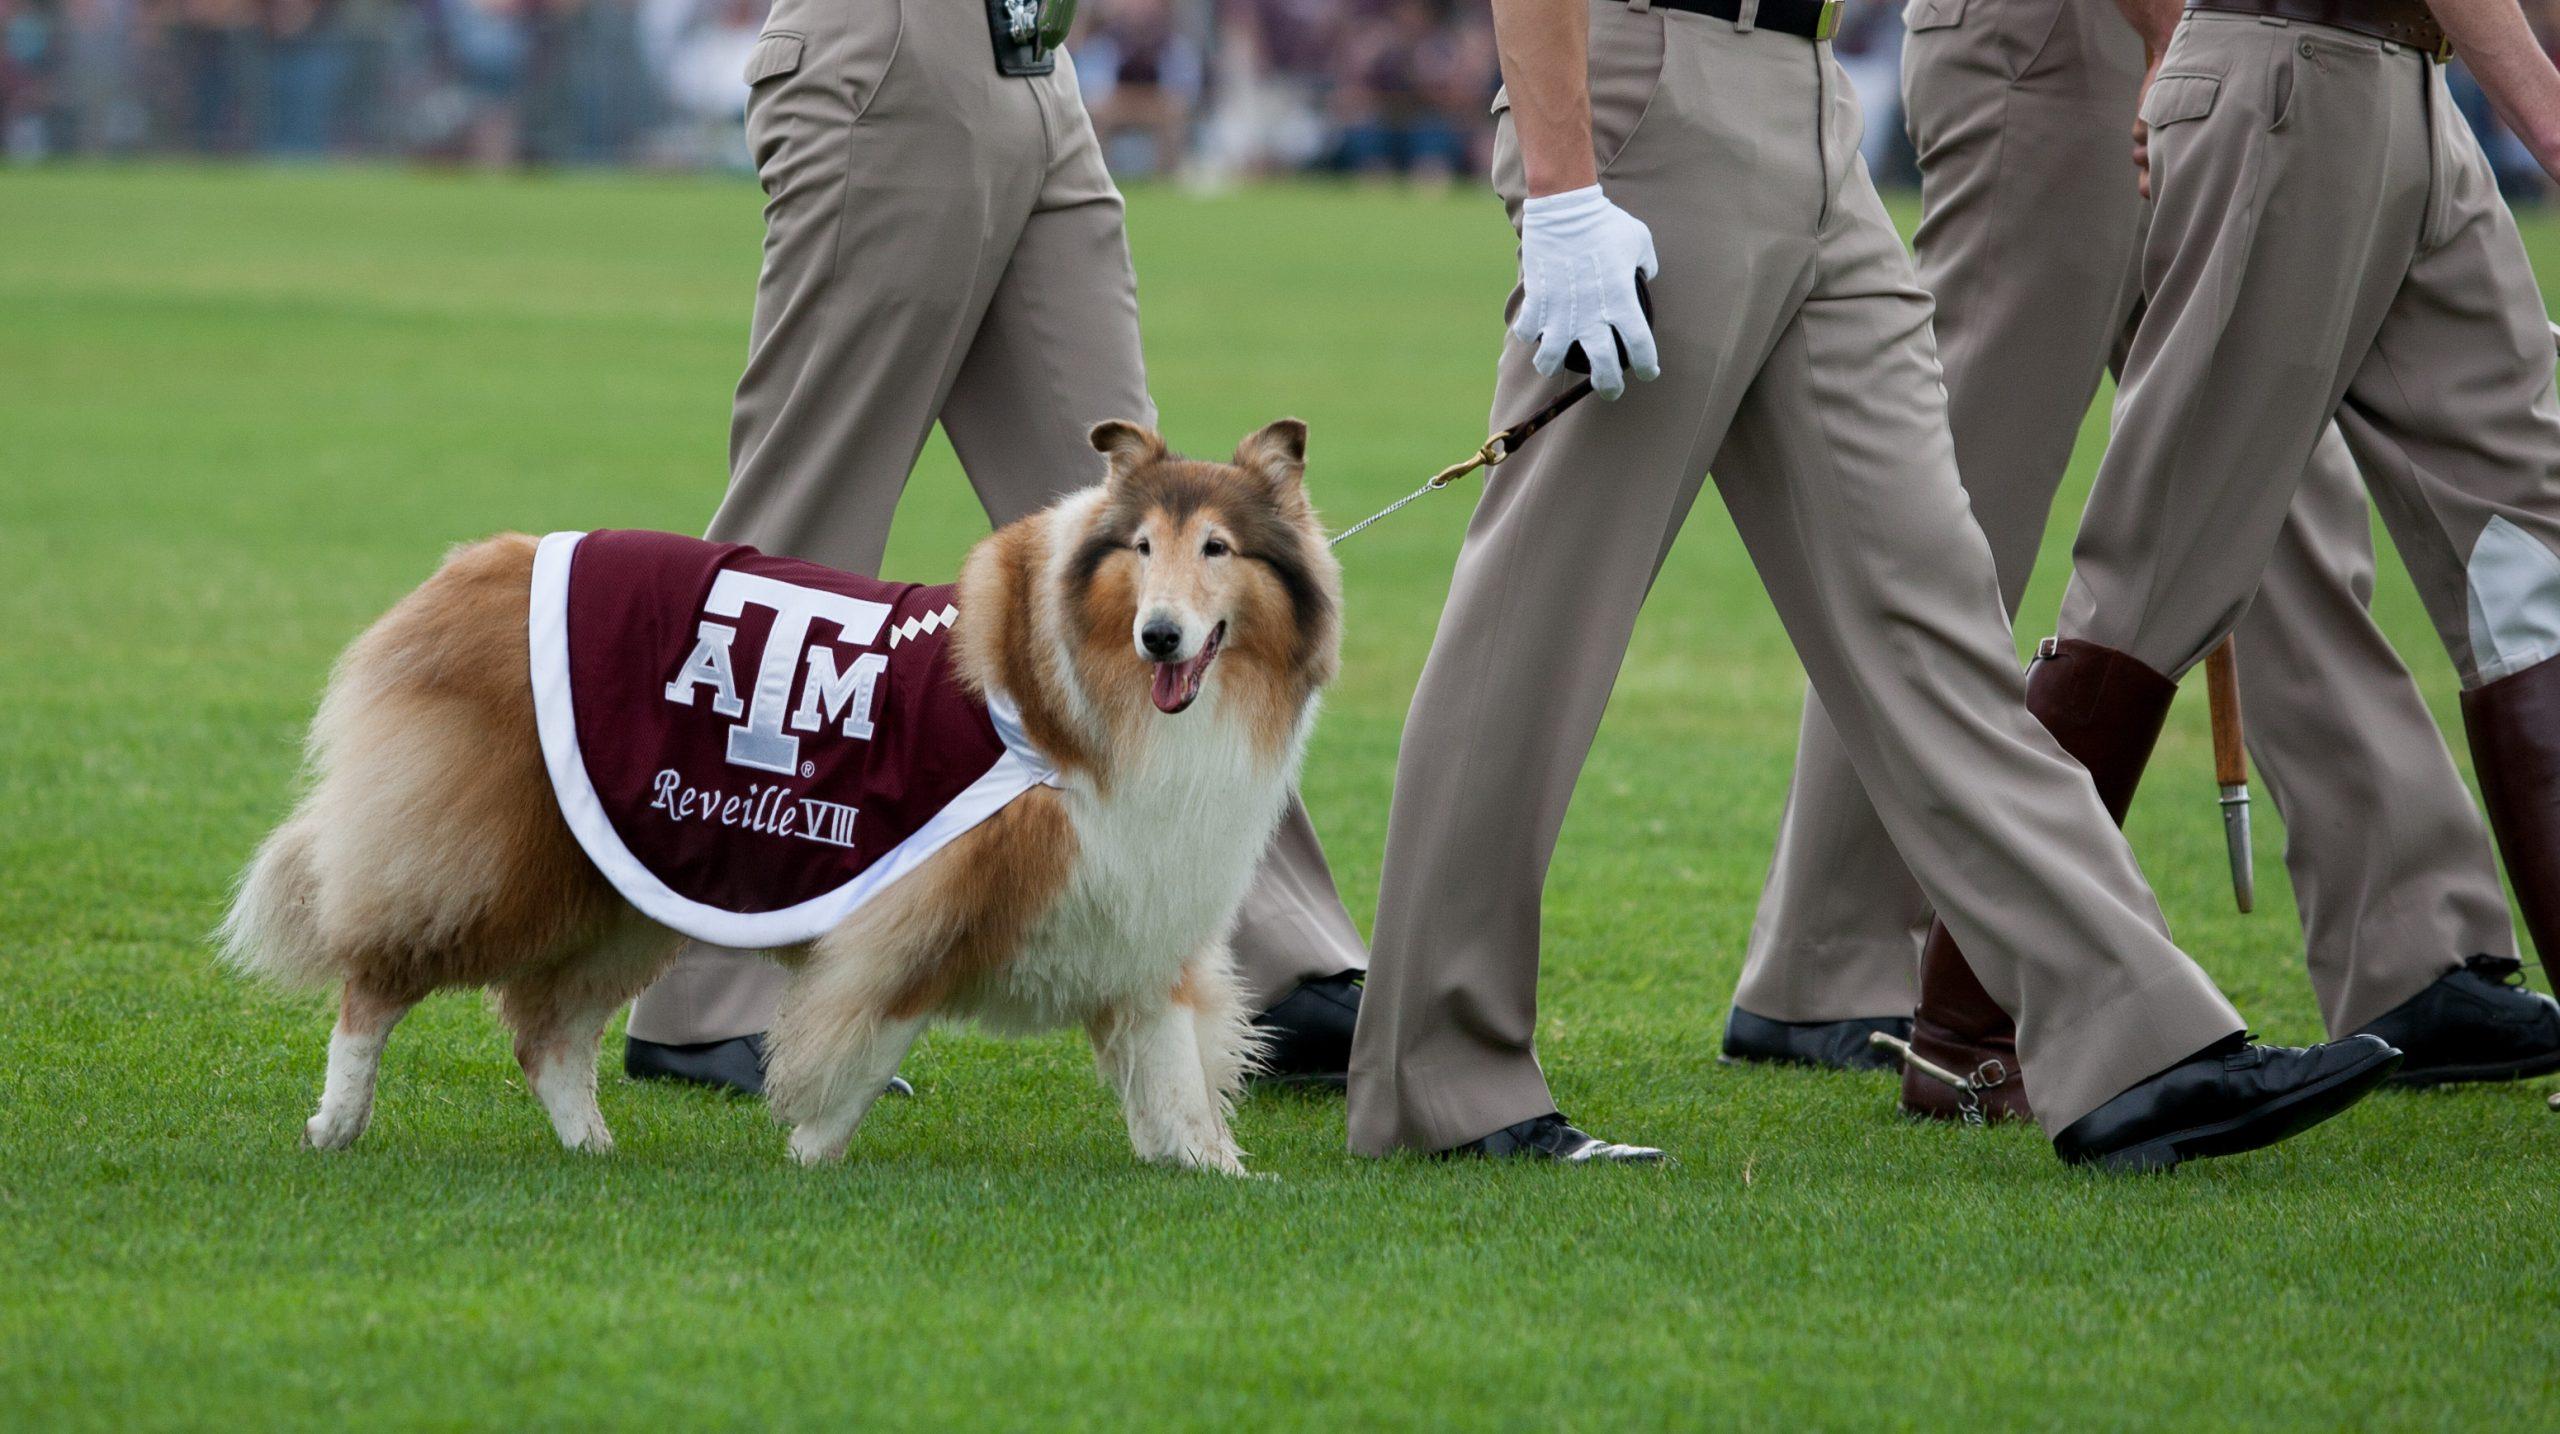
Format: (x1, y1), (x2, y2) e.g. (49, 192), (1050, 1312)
(2221, 784), (2254, 914)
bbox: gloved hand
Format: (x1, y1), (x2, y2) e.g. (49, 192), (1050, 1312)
(1512, 184), (1662, 399)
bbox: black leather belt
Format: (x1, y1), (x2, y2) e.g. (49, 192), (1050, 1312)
(2187, 0), (2449, 59)
(1619, 0), (1845, 41)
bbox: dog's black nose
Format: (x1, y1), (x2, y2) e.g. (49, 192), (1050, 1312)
(1141, 620), (1183, 659)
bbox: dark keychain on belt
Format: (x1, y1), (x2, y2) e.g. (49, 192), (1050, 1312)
(1331, 272), (1653, 547)
(987, 0), (1073, 76)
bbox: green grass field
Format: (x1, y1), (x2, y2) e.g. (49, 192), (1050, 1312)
(4, 166), (2556, 1429)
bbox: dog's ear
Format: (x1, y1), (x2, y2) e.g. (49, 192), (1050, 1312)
(1089, 420), (1168, 484)
(1233, 418), (1307, 494)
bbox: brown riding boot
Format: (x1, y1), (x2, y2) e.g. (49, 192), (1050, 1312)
(2461, 650), (2560, 993)
(1904, 929), (2034, 1122)
(1900, 639), (2181, 1122)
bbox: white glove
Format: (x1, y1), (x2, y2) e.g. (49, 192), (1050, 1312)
(1512, 184), (1662, 399)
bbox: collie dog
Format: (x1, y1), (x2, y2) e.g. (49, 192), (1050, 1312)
(218, 419), (1340, 1174)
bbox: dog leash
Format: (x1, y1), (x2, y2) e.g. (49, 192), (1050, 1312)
(1328, 378), (1598, 548)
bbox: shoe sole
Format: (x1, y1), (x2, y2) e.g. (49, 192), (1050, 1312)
(1717, 1050), (1903, 1074)
(1439, 1144), (1672, 1164)
(622, 1068), (913, 1100)
(623, 1066), (762, 1096)
(1250, 1072), (1348, 1091)
(2078, 1045), (2403, 1174)
(2386, 1046), (2560, 1089)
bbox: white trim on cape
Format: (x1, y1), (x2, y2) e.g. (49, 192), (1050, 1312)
(528, 530), (1057, 950)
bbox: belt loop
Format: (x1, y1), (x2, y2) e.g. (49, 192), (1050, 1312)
(1627, 0), (1651, 12)
(1734, 0), (1759, 31)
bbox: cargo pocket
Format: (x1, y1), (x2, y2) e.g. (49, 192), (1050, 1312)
(744, 30), (805, 86)
(2138, 73), (2221, 130)
(1905, 0), (1964, 32)
(743, 31), (808, 199)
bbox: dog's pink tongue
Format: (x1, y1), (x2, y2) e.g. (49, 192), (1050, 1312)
(1151, 654), (1201, 714)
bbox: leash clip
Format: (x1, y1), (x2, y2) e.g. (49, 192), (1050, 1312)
(1426, 434), (1511, 490)
(1329, 377), (1597, 545)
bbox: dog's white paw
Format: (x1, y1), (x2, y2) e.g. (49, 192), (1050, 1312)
(559, 1124), (615, 1155)
(1163, 1142), (1252, 1178)
(303, 1109), (366, 1151)
(788, 1128), (851, 1167)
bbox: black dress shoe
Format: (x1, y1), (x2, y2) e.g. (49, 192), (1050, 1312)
(2354, 955), (2560, 1088)
(1720, 1007), (1913, 1072)
(1443, 1113), (1666, 1163)
(623, 1033), (913, 1100)
(2053, 1032), (2400, 1173)
(1250, 971), (1361, 1087)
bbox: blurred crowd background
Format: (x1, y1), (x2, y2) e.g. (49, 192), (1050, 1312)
(0, 0), (2549, 198)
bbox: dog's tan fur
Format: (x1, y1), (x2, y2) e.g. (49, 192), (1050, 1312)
(220, 420), (1338, 1172)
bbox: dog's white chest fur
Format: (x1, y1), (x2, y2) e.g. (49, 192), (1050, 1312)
(963, 696), (1304, 1033)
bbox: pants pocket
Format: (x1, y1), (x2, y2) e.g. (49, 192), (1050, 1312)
(746, 0), (906, 191)
(1590, 2), (1669, 177)
(2138, 71), (2222, 129)
(744, 31), (804, 86)
(1488, 2), (1665, 207)
(745, 0), (907, 282)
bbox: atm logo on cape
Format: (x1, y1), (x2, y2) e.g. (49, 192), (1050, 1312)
(650, 568), (954, 850)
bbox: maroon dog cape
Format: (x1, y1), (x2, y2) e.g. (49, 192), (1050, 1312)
(529, 530), (1056, 949)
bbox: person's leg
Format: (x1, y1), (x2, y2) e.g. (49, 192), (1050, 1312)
(1361, 10), (2390, 1167)
(1922, 411), (2528, 1092)
(1893, 16), (2423, 1120)
(1938, 23), (2549, 1099)
(1915, 347), (2520, 1108)
(1349, 8), (1813, 1159)
(626, 0), (1044, 1059)
(714, 0), (1040, 569)
(2055, 15), (2424, 679)
(1710, 123), (2242, 1140)
(938, 62), (1369, 1032)
(1729, 694), (1926, 1037)
(2331, 71), (2560, 1037)
(2237, 430), (2514, 1034)
(1730, 0), (2143, 1049)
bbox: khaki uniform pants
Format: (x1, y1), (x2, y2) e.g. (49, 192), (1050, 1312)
(1734, 0), (2508, 1039)
(627, 0), (1366, 1046)
(2061, 17), (2560, 779)
(1346, 1), (2244, 1154)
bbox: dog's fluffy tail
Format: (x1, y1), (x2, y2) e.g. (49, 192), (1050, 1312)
(215, 532), (561, 998)
(217, 811), (338, 993)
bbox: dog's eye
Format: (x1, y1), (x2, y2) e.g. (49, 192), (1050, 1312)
(1202, 537), (1230, 558)
(1134, 536), (1151, 557)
